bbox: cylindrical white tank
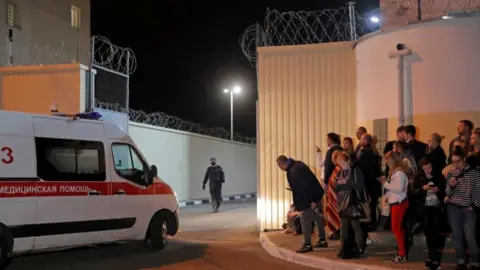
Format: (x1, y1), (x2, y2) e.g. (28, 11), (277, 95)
(355, 16), (480, 147)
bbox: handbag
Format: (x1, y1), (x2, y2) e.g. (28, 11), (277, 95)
(339, 190), (366, 219)
(353, 171), (372, 223)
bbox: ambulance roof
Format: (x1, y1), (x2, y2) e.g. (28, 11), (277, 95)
(0, 110), (130, 141)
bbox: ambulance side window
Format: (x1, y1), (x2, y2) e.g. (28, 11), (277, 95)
(35, 138), (106, 181)
(111, 143), (149, 186)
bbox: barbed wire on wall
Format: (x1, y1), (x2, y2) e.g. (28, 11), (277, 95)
(91, 35), (137, 75)
(1, 34), (137, 75)
(240, 8), (381, 65)
(94, 100), (257, 145)
(240, 0), (480, 65)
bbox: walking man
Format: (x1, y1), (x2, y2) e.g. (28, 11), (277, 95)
(203, 157), (225, 212)
(277, 155), (328, 253)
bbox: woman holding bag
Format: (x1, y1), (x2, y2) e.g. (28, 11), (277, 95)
(335, 151), (366, 259)
(380, 151), (409, 263)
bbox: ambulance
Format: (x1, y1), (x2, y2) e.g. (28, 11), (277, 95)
(0, 109), (179, 268)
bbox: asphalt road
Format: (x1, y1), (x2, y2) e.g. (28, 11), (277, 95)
(8, 199), (314, 270)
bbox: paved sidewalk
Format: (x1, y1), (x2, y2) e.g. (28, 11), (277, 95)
(261, 231), (458, 270)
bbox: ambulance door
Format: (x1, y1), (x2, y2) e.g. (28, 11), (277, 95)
(109, 142), (155, 240)
(0, 127), (38, 253)
(32, 136), (113, 249)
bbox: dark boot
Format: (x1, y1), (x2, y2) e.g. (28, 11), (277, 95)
(296, 244), (313, 253)
(314, 238), (328, 248)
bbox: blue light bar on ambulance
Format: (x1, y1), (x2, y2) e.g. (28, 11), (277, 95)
(75, 111), (102, 120)
(52, 111), (102, 120)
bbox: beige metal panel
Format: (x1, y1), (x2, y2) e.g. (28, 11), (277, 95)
(257, 42), (357, 231)
(0, 64), (81, 115)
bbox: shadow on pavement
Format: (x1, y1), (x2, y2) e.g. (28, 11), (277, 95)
(9, 239), (209, 270)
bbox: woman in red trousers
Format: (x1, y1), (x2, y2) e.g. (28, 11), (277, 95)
(381, 151), (409, 263)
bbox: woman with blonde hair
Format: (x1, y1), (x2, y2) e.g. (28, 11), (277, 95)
(380, 151), (409, 263)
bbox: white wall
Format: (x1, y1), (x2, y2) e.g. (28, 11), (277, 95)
(356, 16), (480, 124)
(128, 122), (257, 202)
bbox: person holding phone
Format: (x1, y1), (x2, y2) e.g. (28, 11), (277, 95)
(445, 149), (480, 270)
(410, 158), (447, 270)
(381, 151), (409, 263)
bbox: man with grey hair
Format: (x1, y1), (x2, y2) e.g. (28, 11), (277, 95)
(203, 157), (225, 212)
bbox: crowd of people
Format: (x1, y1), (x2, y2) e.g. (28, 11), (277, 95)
(277, 120), (480, 270)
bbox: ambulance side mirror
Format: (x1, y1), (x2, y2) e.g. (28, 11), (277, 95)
(148, 165), (158, 185)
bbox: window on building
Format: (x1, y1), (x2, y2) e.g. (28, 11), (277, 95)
(7, 3), (15, 26)
(373, 118), (389, 170)
(71, 5), (81, 30)
(111, 143), (150, 186)
(35, 138), (106, 181)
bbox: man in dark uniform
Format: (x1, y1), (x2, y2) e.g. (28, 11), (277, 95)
(202, 157), (225, 212)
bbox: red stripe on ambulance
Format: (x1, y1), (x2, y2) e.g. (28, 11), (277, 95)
(0, 181), (173, 198)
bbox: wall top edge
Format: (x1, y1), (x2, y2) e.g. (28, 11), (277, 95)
(257, 41), (355, 55)
(0, 63), (83, 72)
(353, 15), (480, 48)
(128, 121), (257, 148)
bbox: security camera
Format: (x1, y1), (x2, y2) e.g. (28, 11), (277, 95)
(389, 43), (412, 58)
(396, 43), (407, 51)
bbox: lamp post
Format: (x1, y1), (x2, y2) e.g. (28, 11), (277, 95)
(223, 86), (241, 141)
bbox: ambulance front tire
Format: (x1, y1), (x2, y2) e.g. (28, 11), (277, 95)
(147, 212), (168, 251)
(0, 224), (14, 270)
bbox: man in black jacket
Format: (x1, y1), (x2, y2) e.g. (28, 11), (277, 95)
(277, 155), (328, 253)
(324, 133), (343, 186)
(404, 125), (428, 165)
(203, 157), (225, 212)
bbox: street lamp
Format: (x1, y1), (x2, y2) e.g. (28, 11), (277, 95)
(224, 86), (241, 141)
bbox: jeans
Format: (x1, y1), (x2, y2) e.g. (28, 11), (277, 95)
(340, 217), (364, 251)
(209, 182), (223, 208)
(447, 204), (479, 264)
(299, 203), (326, 245)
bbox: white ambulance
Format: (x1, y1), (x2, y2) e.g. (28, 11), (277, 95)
(0, 110), (179, 268)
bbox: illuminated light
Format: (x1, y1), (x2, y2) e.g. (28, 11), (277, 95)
(442, 15), (453, 19)
(223, 88), (230, 93)
(233, 86), (241, 94)
(370, 16), (380, 23)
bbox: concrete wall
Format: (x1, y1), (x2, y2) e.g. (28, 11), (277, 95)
(256, 42), (357, 230)
(129, 122), (257, 202)
(0, 0), (91, 66)
(356, 16), (480, 149)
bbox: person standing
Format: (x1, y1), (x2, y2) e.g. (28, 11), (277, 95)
(404, 125), (427, 165)
(355, 127), (368, 154)
(202, 157), (225, 213)
(381, 151), (409, 263)
(448, 120), (474, 164)
(277, 155), (328, 253)
(445, 149), (480, 270)
(322, 133), (343, 187)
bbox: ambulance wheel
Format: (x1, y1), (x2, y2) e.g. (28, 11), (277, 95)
(0, 225), (13, 270)
(149, 213), (168, 251)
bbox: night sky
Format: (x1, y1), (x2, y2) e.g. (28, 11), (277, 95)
(91, 0), (378, 138)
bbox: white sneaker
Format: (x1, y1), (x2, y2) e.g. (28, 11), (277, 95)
(366, 238), (374, 245)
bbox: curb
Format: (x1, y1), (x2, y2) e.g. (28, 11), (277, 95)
(259, 232), (405, 270)
(178, 192), (256, 207)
